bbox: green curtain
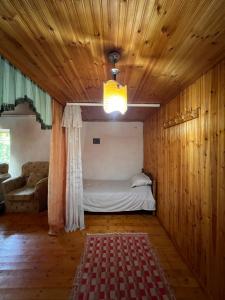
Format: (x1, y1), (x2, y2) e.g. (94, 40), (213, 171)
(0, 56), (52, 129)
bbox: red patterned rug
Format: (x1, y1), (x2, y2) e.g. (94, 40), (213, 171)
(71, 233), (175, 300)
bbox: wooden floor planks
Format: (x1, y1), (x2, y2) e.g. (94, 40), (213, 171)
(0, 212), (208, 300)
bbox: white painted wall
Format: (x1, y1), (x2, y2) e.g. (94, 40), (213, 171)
(82, 122), (143, 180)
(0, 116), (50, 177)
(0, 117), (143, 180)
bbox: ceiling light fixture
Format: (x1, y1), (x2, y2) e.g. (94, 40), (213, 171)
(103, 51), (127, 114)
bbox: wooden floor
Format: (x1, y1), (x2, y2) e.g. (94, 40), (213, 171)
(0, 212), (208, 300)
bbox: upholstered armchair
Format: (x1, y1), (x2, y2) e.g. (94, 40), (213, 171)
(2, 161), (49, 213)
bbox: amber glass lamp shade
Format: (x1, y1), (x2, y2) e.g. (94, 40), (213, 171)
(103, 80), (127, 114)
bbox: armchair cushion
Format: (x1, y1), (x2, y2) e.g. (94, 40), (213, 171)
(26, 172), (46, 187)
(6, 187), (35, 201)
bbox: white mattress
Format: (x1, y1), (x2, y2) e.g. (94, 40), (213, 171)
(83, 179), (156, 212)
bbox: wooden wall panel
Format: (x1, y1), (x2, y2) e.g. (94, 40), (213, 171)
(144, 60), (225, 299)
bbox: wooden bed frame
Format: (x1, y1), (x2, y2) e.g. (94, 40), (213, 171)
(142, 168), (157, 214)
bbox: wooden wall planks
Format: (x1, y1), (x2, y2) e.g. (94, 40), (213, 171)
(144, 60), (225, 299)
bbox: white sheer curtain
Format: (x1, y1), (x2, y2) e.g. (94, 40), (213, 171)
(62, 105), (84, 231)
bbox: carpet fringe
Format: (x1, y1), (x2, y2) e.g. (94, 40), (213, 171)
(86, 232), (148, 236)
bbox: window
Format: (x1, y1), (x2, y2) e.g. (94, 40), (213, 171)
(0, 129), (10, 163)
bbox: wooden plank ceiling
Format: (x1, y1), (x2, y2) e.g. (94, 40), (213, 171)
(0, 0), (225, 121)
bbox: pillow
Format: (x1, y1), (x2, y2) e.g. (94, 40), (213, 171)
(130, 173), (152, 188)
(26, 172), (45, 187)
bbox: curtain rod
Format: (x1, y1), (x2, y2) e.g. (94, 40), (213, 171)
(67, 102), (160, 107)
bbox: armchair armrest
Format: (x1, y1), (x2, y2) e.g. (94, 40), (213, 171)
(35, 177), (48, 191)
(0, 173), (11, 183)
(34, 177), (48, 211)
(2, 176), (26, 194)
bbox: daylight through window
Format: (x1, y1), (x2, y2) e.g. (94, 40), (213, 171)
(0, 129), (10, 164)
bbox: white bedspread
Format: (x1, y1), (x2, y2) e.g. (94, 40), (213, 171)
(83, 179), (156, 212)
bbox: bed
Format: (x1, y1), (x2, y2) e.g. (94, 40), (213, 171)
(83, 171), (156, 212)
